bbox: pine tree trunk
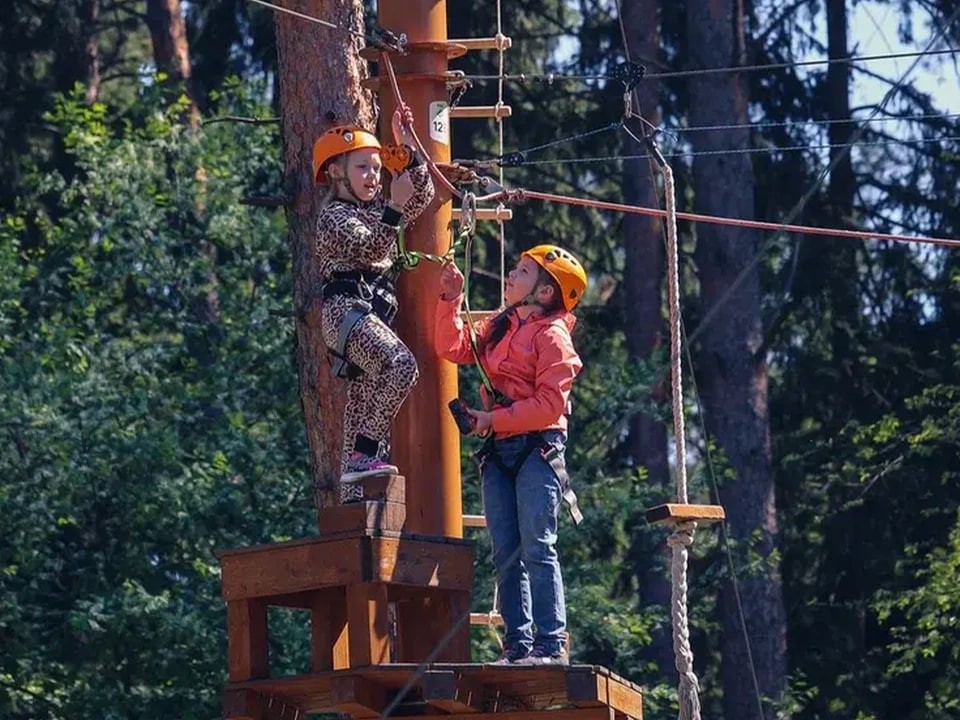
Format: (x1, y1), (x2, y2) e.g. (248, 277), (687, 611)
(620, 0), (673, 683)
(686, 0), (787, 717)
(273, 0), (375, 509)
(145, 0), (198, 114)
(82, 0), (101, 104)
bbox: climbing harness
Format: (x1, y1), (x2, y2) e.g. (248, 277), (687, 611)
(321, 269), (400, 379)
(474, 432), (583, 526)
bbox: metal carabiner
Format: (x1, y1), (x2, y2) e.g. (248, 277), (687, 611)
(460, 191), (478, 237)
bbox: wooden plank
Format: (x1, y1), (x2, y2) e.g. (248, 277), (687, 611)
(470, 612), (504, 626)
(359, 474), (405, 504)
(346, 582), (390, 667)
(329, 675), (389, 718)
(644, 503), (725, 526)
(311, 588), (349, 672)
(422, 670), (485, 713)
(452, 208), (513, 222)
(448, 36), (513, 51)
(420, 710), (609, 720)
(371, 536), (474, 590)
(450, 105), (513, 120)
(219, 537), (364, 601)
(462, 514), (488, 528)
(227, 599), (269, 682)
(568, 668), (643, 720)
(223, 689), (293, 720)
(316, 501), (406, 537)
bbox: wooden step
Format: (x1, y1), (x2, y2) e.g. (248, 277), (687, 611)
(453, 207), (513, 222)
(448, 36), (513, 52)
(450, 104), (512, 119)
(645, 503), (725, 526)
(469, 612), (503, 626)
(463, 514), (487, 528)
(316, 500), (405, 538)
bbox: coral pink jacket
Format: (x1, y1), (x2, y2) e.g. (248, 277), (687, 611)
(434, 296), (582, 437)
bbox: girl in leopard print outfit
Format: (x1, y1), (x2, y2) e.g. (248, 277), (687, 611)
(314, 106), (435, 500)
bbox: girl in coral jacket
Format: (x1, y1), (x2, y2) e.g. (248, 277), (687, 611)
(434, 244), (587, 665)
(314, 106), (435, 501)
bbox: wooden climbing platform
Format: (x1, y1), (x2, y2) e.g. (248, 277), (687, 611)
(224, 663), (643, 720)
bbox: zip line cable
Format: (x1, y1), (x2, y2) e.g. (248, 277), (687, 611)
(687, 3), (960, 345)
(672, 111), (960, 135)
(248, 0), (368, 40)
(495, 134), (960, 167)
(458, 46), (959, 83)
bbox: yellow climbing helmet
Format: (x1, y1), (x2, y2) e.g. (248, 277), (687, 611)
(522, 244), (588, 311)
(312, 125), (381, 184)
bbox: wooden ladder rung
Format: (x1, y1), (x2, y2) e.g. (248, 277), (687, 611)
(645, 503), (726, 526)
(462, 514), (487, 528)
(469, 612), (504, 626)
(452, 207), (513, 222)
(449, 36), (512, 52)
(450, 105), (512, 120)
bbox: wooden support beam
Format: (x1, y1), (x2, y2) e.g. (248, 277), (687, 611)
(227, 599), (269, 682)
(449, 36), (513, 51)
(311, 588), (349, 671)
(422, 670), (485, 713)
(462, 514), (487, 528)
(316, 500), (406, 538)
(644, 503), (725, 526)
(567, 669), (643, 720)
(346, 583), (391, 666)
(330, 675), (390, 718)
(453, 207), (513, 222)
(359, 473), (405, 503)
(396, 590), (472, 662)
(450, 105), (513, 119)
(223, 689), (295, 720)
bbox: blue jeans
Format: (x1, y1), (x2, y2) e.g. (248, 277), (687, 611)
(481, 430), (567, 655)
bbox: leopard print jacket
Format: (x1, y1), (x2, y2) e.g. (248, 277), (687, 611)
(316, 162), (435, 351)
(315, 163), (435, 281)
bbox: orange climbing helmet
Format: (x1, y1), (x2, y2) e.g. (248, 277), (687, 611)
(522, 244), (588, 311)
(312, 125), (381, 184)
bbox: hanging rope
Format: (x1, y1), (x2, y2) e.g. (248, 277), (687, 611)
(660, 159), (702, 720)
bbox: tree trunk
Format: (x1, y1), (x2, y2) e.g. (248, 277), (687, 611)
(686, 1), (787, 718)
(273, 0), (375, 509)
(145, 0), (198, 114)
(82, 0), (101, 104)
(620, 0), (673, 683)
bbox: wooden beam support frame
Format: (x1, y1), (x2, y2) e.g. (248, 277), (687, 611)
(422, 670), (485, 713)
(450, 105), (512, 120)
(644, 503), (725, 526)
(330, 675), (391, 718)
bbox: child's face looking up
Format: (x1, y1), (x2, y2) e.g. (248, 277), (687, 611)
(338, 148), (383, 202)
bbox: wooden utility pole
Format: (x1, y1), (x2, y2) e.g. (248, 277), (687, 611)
(378, 0), (464, 539)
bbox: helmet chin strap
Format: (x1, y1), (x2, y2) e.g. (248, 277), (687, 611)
(329, 163), (368, 204)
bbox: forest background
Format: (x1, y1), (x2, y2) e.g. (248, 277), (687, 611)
(1, 0), (959, 719)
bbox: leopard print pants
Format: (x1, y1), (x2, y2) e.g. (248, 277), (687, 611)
(323, 297), (419, 473)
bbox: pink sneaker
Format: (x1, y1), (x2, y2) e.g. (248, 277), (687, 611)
(341, 452), (399, 483)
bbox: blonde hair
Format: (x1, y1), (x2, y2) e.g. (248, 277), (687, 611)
(318, 156), (347, 212)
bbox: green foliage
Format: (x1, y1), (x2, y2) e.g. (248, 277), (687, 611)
(0, 84), (308, 719)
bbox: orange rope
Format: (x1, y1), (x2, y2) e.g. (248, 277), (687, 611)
(501, 189), (960, 249)
(379, 52), (462, 200)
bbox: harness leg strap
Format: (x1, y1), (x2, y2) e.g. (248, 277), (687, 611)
(330, 303), (370, 379)
(540, 444), (584, 526)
